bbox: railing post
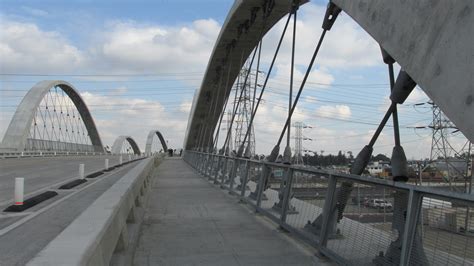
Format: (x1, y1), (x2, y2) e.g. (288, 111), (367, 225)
(192, 152), (197, 168)
(399, 189), (423, 265)
(203, 153), (210, 176)
(207, 153), (212, 176)
(240, 160), (250, 198)
(256, 164), (269, 208)
(199, 153), (206, 173)
(204, 153), (211, 175)
(319, 174), (337, 248)
(220, 156), (229, 187)
(197, 153), (203, 173)
(229, 158), (239, 191)
(213, 156), (222, 184)
(280, 167), (294, 223)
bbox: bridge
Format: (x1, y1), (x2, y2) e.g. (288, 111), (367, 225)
(0, 1), (473, 265)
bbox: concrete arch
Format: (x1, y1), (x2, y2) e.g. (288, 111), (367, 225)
(332, 0), (474, 142)
(184, 0), (302, 149)
(185, 0), (474, 149)
(111, 135), (141, 155)
(0, 80), (104, 152)
(145, 130), (168, 155)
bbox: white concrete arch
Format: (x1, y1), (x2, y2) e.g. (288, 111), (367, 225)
(185, 0), (474, 149)
(144, 130), (168, 155)
(0, 80), (104, 152)
(111, 135), (141, 155)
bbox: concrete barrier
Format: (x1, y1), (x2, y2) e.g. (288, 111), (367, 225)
(28, 156), (161, 266)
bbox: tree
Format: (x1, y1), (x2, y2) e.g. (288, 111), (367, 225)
(372, 153), (390, 162)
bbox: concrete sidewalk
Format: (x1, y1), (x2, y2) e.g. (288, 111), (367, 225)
(133, 158), (330, 265)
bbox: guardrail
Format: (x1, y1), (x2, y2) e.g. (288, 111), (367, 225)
(0, 151), (160, 159)
(184, 151), (474, 266)
(0, 150), (110, 159)
(28, 155), (163, 266)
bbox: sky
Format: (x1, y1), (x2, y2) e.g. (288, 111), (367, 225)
(0, 0), (469, 159)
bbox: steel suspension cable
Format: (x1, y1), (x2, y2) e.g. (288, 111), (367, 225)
(251, 40), (262, 119)
(222, 51), (245, 152)
(205, 73), (225, 150)
(389, 63), (401, 146)
(213, 49), (235, 152)
(237, 12), (293, 155)
(275, 29), (328, 147)
(220, 36), (259, 152)
(248, 40), (263, 155)
(287, 3), (297, 148)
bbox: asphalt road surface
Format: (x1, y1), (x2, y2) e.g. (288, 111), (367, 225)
(0, 155), (128, 204)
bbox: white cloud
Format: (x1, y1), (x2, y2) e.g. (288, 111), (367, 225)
(179, 100), (192, 113)
(0, 20), (84, 73)
(79, 91), (190, 150)
(304, 95), (318, 103)
(316, 105), (352, 119)
(21, 6), (49, 17)
(260, 4), (380, 69)
(93, 19), (220, 74)
(0, 17), (220, 77)
(267, 63), (335, 92)
(110, 86), (128, 95)
(0, 3), (437, 160)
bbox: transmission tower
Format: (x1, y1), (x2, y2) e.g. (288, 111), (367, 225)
(429, 102), (472, 191)
(229, 66), (260, 156)
(294, 122), (304, 165)
(293, 122), (312, 165)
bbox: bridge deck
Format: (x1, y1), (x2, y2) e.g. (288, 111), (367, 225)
(133, 158), (330, 265)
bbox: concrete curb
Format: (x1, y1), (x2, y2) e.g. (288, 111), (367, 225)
(27, 157), (159, 266)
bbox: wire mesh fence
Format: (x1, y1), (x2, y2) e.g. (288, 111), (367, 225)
(412, 196), (474, 265)
(184, 151), (474, 265)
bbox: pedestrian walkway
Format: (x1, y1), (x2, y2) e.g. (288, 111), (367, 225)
(133, 158), (330, 265)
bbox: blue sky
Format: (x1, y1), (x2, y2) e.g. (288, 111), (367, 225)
(2, 0), (465, 159)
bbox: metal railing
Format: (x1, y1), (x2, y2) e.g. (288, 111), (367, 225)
(25, 138), (100, 152)
(184, 151), (474, 266)
(0, 150), (109, 159)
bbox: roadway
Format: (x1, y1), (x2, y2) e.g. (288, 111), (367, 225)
(0, 155), (127, 204)
(0, 157), (144, 265)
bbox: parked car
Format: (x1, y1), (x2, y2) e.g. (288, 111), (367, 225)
(367, 199), (392, 209)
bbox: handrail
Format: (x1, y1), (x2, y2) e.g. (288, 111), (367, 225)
(184, 150), (474, 265)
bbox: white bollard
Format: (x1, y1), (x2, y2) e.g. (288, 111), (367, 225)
(79, 164), (85, 179)
(21, 152), (24, 157)
(105, 159), (109, 170)
(54, 151), (57, 156)
(119, 155), (123, 165)
(14, 178), (24, 206)
(39, 151), (43, 156)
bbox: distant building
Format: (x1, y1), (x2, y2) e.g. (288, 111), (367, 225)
(433, 158), (471, 177)
(367, 161), (390, 176)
